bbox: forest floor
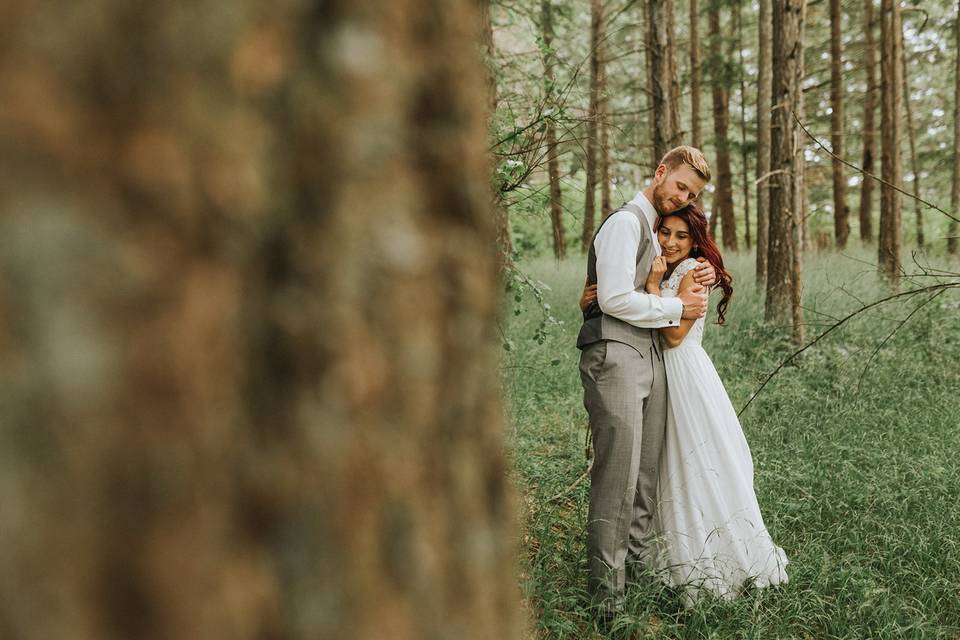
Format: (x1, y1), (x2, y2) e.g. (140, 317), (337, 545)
(502, 248), (960, 639)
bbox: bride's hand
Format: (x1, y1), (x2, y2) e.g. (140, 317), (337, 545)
(579, 278), (598, 312)
(646, 256), (667, 293)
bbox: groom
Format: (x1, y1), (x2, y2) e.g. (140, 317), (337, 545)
(576, 145), (714, 614)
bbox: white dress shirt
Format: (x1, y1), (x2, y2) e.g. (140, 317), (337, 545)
(594, 192), (683, 328)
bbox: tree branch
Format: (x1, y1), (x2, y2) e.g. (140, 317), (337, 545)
(792, 110), (960, 225)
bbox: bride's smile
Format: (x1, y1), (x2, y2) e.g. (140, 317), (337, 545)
(657, 216), (695, 265)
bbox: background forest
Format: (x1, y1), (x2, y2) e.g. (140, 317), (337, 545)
(488, 0), (959, 273)
(491, 0), (960, 637)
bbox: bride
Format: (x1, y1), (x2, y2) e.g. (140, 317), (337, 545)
(579, 204), (788, 604)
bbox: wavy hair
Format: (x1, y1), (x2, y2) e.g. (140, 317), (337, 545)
(655, 204), (734, 324)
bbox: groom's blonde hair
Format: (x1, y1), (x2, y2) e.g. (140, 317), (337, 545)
(660, 146), (711, 182)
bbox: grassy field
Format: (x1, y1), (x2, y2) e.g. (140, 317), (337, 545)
(502, 248), (960, 639)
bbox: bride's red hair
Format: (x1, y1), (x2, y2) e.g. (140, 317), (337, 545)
(655, 204), (734, 324)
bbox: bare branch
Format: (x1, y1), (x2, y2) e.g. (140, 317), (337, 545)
(854, 289), (945, 393)
(738, 282), (960, 418)
(792, 110), (960, 225)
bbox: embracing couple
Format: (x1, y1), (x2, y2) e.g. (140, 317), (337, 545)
(576, 146), (788, 615)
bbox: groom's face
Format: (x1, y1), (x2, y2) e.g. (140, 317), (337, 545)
(651, 164), (706, 214)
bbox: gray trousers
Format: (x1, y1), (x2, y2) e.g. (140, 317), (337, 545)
(579, 337), (668, 604)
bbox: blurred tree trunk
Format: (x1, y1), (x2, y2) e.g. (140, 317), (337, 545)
(879, 0), (903, 284)
(0, 2), (520, 640)
(542, 0), (565, 259)
(767, 0), (806, 337)
(735, 0), (752, 250)
(900, 23), (923, 249)
(756, 0), (773, 288)
(482, 0), (513, 264)
(690, 0), (703, 149)
(582, 0), (604, 250)
(709, 1), (737, 251)
(950, 0), (960, 254)
(860, 0), (878, 245)
(830, 0), (849, 248)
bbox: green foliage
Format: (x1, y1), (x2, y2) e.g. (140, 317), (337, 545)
(491, 0), (960, 257)
(503, 263), (564, 351)
(503, 250), (960, 638)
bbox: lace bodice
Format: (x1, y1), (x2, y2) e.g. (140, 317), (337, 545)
(660, 258), (705, 346)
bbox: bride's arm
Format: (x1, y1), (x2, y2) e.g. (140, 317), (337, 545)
(660, 271), (700, 348)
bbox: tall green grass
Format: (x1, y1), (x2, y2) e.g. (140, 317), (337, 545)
(503, 249), (960, 639)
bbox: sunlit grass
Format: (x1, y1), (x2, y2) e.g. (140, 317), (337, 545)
(503, 248), (960, 639)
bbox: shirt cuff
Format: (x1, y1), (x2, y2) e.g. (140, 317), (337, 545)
(663, 297), (683, 326)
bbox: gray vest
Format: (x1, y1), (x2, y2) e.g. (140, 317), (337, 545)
(576, 203), (657, 353)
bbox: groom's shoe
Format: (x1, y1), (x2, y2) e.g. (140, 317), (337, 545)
(625, 558), (653, 587)
(590, 592), (625, 636)
(593, 602), (623, 636)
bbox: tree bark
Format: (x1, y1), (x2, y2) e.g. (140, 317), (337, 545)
(792, 21), (807, 345)
(542, 0), (565, 259)
(0, 2), (520, 639)
(599, 51), (612, 216)
(635, 2), (647, 186)
(666, 0), (683, 148)
(900, 21), (923, 249)
(647, 0), (679, 164)
(709, 1), (738, 251)
(950, 0), (960, 254)
(831, 0), (849, 248)
(735, 0), (752, 250)
(860, 0), (878, 245)
(767, 0), (806, 336)
(879, 0), (903, 284)
(582, 0), (604, 250)
(756, 0), (773, 288)
(690, 0), (703, 149)
(482, 0), (513, 264)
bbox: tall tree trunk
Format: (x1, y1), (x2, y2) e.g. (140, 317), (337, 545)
(647, 0), (678, 164)
(900, 22), (923, 249)
(767, 0), (806, 336)
(0, 2), (520, 639)
(600, 54), (612, 216)
(635, 3), (647, 186)
(950, 1), (960, 254)
(709, 1), (738, 251)
(542, 0), (565, 259)
(666, 0), (682, 148)
(582, 0), (604, 250)
(756, 0), (773, 288)
(831, 0), (849, 248)
(690, 0), (703, 149)
(792, 20), (807, 345)
(482, 0), (513, 264)
(735, 0), (752, 250)
(879, 0), (903, 284)
(860, 0), (878, 244)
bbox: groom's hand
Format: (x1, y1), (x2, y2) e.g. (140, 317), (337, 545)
(679, 284), (708, 319)
(693, 258), (717, 288)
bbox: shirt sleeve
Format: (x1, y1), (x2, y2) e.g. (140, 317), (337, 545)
(594, 211), (683, 328)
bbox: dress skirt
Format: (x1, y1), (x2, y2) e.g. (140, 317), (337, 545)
(648, 341), (789, 603)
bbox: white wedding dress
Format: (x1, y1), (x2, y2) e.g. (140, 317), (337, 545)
(648, 258), (788, 603)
